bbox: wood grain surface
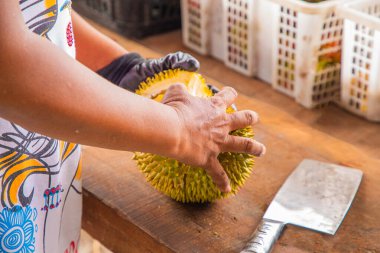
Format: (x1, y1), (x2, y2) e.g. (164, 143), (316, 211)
(81, 22), (380, 253)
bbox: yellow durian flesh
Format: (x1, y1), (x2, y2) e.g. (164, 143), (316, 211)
(136, 69), (213, 100)
(134, 69), (254, 203)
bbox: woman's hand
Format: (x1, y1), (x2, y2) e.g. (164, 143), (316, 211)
(162, 84), (266, 193)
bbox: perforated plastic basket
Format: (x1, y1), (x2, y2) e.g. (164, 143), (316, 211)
(256, 0), (277, 83)
(270, 0), (344, 108)
(181, 0), (275, 78)
(210, 0), (225, 61)
(223, 0), (256, 76)
(181, 0), (208, 55)
(181, 0), (224, 61)
(338, 0), (380, 122)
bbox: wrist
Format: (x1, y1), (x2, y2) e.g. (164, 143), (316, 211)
(163, 106), (185, 159)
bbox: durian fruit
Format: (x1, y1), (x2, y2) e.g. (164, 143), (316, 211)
(134, 69), (254, 203)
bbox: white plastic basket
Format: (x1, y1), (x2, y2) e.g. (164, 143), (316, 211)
(256, 0), (277, 83)
(181, 0), (275, 79)
(181, 0), (208, 55)
(181, 0), (224, 61)
(270, 0), (344, 108)
(223, 0), (256, 76)
(338, 0), (380, 122)
(210, 0), (225, 61)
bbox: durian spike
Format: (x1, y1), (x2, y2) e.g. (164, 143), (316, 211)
(134, 69), (255, 203)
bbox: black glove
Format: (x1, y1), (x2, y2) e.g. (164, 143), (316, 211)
(97, 51), (200, 92)
(96, 52), (234, 108)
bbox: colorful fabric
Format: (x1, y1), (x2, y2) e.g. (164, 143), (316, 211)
(0, 1), (82, 252)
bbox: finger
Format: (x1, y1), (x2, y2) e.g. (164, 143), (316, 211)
(161, 83), (188, 103)
(223, 136), (266, 157)
(212, 87), (237, 107)
(207, 84), (238, 111)
(228, 110), (259, 131)
(205, 157), (231, 193)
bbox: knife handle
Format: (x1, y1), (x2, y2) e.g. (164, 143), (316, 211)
(240, 219), (285, 253)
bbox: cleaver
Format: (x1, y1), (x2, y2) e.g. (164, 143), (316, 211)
(241, 159), (363, 253)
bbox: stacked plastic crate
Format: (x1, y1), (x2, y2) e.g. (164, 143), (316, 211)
(338, 0), (380, 121)
(181, 0), (344, 108)
(181, 0), (261, 77)
(223, 0), (256, 76)
(181, 0), (225, 60)
(270, 0), (344, 108)
(181, 0), (380, 121)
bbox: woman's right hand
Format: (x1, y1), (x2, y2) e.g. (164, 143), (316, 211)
(162, 84), (266, 193)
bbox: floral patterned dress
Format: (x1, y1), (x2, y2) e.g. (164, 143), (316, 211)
(0, 1), (82, 252)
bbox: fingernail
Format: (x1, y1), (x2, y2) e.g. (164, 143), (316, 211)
(259, 145), (266, 157)
(225, 185), (231, 193)
(249, 111), (259, 125)
(230, 87), (238, 96)
(253, 112), (260, 123)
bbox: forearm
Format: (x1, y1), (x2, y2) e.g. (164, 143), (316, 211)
(71, 11), (127, 71)
(0, 30), (180, 157)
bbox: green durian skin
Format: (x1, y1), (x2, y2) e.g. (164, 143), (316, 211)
(133, 127), (254, 203)
(134, 69), (255, 203)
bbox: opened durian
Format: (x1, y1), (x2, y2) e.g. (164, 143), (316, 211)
(134, 69), (254, 203)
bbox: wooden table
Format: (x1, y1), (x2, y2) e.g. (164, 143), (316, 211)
(81, 23), (380, 253)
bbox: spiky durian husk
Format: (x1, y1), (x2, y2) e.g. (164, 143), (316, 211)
(136, 69), (213, 100)
(134, 69), (254, 203)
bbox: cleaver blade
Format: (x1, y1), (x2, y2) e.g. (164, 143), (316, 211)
(241, 159), (363, 253)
